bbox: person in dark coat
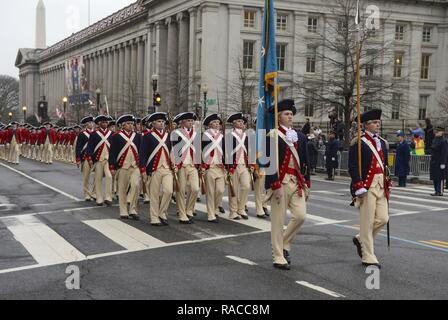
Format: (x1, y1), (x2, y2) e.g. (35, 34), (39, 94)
(301, 118), (311, 135)
(325, 131), (340, 180)
(430, 126), (448, 196)
(307, 134), (319, 175)
(394, 131), (410, 187)
(424, 118), (434, 155)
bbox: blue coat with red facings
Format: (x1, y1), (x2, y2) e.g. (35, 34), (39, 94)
(139, 130), (172, 176)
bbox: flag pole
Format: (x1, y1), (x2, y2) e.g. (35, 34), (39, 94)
(356, 0), (362, 179)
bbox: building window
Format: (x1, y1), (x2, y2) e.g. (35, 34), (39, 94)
(365, 50), (376, 77)
(421, 54), (430, 79)
(277, 14), (288, 31)
(244, 10), (256, 28)
(392, 93), (402, 120)
(395, 24), (405, 41)
(422, 26), (432, 43)
(276, 43), (287, 71)
(364, 98), (374, 112)
(419, 95), (428, 120)
(394, 53), (403, 78)
(308, 17), (318, 33)
(243, 41), (255, 70)
(337, 19), (348, 33)
(306, 46), (316, 73)
(305, 92), (315, 117)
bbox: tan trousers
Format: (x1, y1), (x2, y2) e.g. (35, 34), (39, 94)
(81, 161), (95, 200)
(229, 165), (251, 219)
(117, 167), (140, 216)
(270, 176), (307, 265)
(176, 165), (200, 221)
(205, 167), (226, 221)
(42, 143), (54, 164)
(356, 174), (389, 264)
(0, 145), (5, 160)
(36, 145), (42, 161)
(149, 167), (173, 224)
(93, 160), (113, 204)
(8, 142), (20, 164)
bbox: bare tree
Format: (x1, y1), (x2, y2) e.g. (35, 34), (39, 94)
(0, 75), (19, 122)
(435, 88), (448, 127)
(293, 0), (408, 146)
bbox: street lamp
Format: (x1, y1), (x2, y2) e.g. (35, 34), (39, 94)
(95, 88), (101, 114)
(8, 112), (13, 122)
(63, 97), (68, 125)
(202, 83), (208, 118)
(22, 106), (27, 122)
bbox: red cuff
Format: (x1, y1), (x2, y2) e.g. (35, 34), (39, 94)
(201, 164), (209, 170)
(140, 167), (147, 174)
(271, 181), (281, 190)
(306, 180), (311, 189)
(229, 167), (235, 175)
(76, 157), (81, 163)
(353, 181), (364, 191)
(109, 165), (116, 171)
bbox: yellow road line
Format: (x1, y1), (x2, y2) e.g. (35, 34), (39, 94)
(419, 241), (448, 249)
(428, 240), (448, 246)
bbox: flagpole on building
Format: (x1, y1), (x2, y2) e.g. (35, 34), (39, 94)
(355, 0), (362, 178)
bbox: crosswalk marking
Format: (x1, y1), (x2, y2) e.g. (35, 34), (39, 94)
(391, 194), (448, 205)
(83, 219), (167, 250)
(3, 215), (86, 265)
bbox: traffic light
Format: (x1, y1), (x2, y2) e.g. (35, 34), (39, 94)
(154, 93), (162, 107)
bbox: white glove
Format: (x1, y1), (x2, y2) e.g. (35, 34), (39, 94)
(355, 188), (368, 197)
(441, 164), (446, 170)
(332, 157), (336, 161)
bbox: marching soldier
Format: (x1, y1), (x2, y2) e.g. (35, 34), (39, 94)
(325, 130), (341, 181)
(107, 119), (119, 200)
(0, 124), (5, 160)
(139, 112), (174, 226)
(349, 109), (391, 269)
(139, 118), (151, 204)
(202, 114), (226, 223)
(75, 116), (96, 202)
(109, 115), (141, 220)
(86, 115), (113, 206)
(429, 126), (448, 196)
(172, 112), (200, 224)
(265, 100), (311, 270)
(7, 122), (22, 164)
(226, 113), (252, 220)
(41, 122), (57, 164)
(36, 126), (44, 162)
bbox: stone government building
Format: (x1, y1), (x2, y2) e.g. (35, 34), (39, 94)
(15, 0), (448, 130)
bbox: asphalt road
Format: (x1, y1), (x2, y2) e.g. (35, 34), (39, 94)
(0, 158), (447, 300)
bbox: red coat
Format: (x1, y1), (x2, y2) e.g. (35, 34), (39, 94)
(5, 129), (22, 144)
(40, 128), (57, 145)
(29, 132), (38, 145)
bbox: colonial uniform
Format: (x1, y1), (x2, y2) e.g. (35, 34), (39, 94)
(86, 116), (113, 206)
(171, 112), (200, 224)
(75, 117), (96, 201)
(139, 112), (174, 226)
(7, 123), (22, 164)
(265, 100), (311, 270)
(41, 123), (57, 164)
(349, 109), (390, 268)
(109, 115), (141, 219)
(226, 113), (252, 220)
(0, 125), (6, 161)
(202, 114), (226, 223)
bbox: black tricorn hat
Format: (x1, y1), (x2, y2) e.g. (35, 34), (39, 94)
(173, 112), (198, 124)
(361, 109), (382, 123)
(227, 112), (248, 124)
(81, 116), (94, 124)
(268, 99), (297, 115)
(117, 114), (136, 126)
(94, 115), (110, 124)
(147, 112), (167, 123)
(203, 113), (222, 127)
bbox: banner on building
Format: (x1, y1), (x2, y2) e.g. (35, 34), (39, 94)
(65, 56), (90, 105)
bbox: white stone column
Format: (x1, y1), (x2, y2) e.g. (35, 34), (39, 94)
(112, 45), (119, 115)
(177, 12), (190, 112)
(107, 49), (113, 111)
(408, 22), (424, 118)
(166, 17), (179, 112)
(137, 37), (146, 114)
(227, 5), (243, 113)
(188, 8), (197, 108)
(144, 25), (153, 110)
(155, 21), (168, 110)
(124, 41), (131, 109)
(118, 44), (125, 114)
(131, 39), (138, 114)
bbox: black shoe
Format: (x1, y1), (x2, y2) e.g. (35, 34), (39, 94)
(353, 237), (363, 259)
(144, 200), (150, 204)
(273, 263), (290, 271)
(219, 207), (225, 214)
(197, 197), (201, 203)
(430, 193), (443, 196)
(129, 214), (140, 221)
(120, 216), (129, 220)
(160, 218), (169, 226)
(362, 262), (381, 269)
(208, 219), (219, 224)
(283, 250), (291, 264)
(151, 223), (164, 227)
(193, 212), (198, 217)
(85, 198), (92, 202)
(256, 214), (267, 219)
(180, 220), (193, 225)
(96, 203), (104, 207)
(240, 214), (249, 220)
(105, 200), (113, 206)
(232, 216), (241, 220)
(245, 206), (249, 213)
(263, 207), (270, 217)
(171, 196), (176, 203)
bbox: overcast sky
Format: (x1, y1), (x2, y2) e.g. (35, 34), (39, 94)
(0, 0), (136, 79)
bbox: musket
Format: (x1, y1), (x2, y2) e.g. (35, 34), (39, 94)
(227, 171), (237, 198)
(385, 165), (391, 251)
(196, 119), (207, 195)
(167, 112), (180, 193)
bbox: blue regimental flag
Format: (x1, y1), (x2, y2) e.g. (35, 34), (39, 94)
(256, 0), (278, 166)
